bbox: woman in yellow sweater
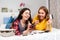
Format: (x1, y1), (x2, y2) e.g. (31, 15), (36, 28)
(32, 6), (52, 32)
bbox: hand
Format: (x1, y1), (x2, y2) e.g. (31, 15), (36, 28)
(23, 23), (32, 36)
(34, 20), (39, 25)
(47, 19), (52, 24)
(27, 22), (32, 30)
(27, 22), (33, 33)
(22, 30), (29, 36)
(46, 19), (52, 32)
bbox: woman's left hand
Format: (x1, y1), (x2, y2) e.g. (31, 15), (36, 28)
(47, 19), (52, 24)
(45, 19), (52, 32)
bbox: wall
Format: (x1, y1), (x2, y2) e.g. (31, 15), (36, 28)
(50, 0), (60, 29)
(0, 0), (48, 24)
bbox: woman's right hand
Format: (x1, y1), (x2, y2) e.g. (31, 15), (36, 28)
(34, 20), (39, 25)
(27, 22), (32, 30)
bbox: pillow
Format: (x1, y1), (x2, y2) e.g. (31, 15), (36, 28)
(3, 16), (14, 29)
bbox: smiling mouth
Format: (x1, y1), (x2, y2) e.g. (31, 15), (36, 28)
(25, 16), (29, 18)
(25, 17), (28, 19)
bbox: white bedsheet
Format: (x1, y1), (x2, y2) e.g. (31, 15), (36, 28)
(0, 28), (60, 40)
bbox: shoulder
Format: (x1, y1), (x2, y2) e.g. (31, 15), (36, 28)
(13, 19), (20, 25)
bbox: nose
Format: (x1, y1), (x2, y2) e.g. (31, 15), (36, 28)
(27, 14), (30, 17)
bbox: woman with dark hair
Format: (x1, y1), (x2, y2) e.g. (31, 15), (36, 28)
(32, 6), (52, 32)
(11, 8), (32, 35)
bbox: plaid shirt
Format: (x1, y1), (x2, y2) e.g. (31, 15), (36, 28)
(11, 19), (21, 35)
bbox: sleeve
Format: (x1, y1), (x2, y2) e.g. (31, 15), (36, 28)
(11, 20), (21, 35)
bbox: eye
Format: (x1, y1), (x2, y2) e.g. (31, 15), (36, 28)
(41, 13), (44, 14)
(38, 12), (40, 14)
(25, 12), (29, 14)
(38, 12), (44, 14)
(25, 12), (30, 15)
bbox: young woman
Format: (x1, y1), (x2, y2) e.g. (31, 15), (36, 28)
(11, 8), (32, 35)
(32, 6), (52, 32)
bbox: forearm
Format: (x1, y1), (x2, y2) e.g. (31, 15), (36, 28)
(45, 24), (52, 32)
(22, 30), (30, 36)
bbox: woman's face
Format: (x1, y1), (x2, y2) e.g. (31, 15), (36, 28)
(22, 10), (30, 20)
(38, 9), (46, 20)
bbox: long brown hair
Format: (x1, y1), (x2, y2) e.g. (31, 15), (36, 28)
(38, 6), (50, 21)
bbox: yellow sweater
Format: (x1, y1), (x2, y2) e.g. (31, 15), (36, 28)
(32, 15), (52, 31)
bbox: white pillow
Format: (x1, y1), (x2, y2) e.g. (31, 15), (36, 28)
(0, 24), (6, 29)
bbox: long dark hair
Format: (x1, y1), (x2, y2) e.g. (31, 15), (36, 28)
(16, 8), (32, 24)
